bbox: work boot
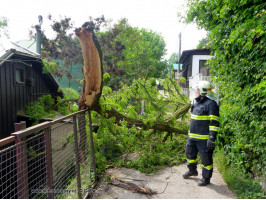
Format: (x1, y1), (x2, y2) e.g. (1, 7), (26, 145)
(183, 170), (198, 179)
(198, 177), (210, 186)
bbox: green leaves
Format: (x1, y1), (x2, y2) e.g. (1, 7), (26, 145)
(0, 16), (8, 37)
(97, 19), (167, 89)
(56, 87), (79, 115)
(91, 77), (190, 174)
(42, 59), (57, 74)
(0, 16), (8, 28)
(26, 95), (56, 123)
(26, 88), (79, 122)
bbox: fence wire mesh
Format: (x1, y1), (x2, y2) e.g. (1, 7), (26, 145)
(51, 120), (76, 195)
(77, 112), (94, 196)
(27, 132), (47, 199)
(0, 143), (18, 198)
(0, 110), (96, 199)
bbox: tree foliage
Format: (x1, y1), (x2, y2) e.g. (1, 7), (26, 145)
(91, 76), (190, 173)
(100, 75), (190, 134)
(41, 16), (168, 90)
(167, 53), (179, 66)
(98, 18), (168, 89)
(26, 88), (79, 123)
(183, 0), (266, 177)
(40, 16), (84, 81)
(0, 16), (8, 37)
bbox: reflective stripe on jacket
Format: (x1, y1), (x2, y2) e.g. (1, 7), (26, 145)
(189, 96), (219, 141)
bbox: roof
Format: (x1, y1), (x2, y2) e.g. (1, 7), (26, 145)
(0, 39), (61, 92)
(173, 64), (178, 70)
(179, 49), (210, 64)
(0, 39), (40, 65)
(16, 40), (37, 53)
(173, 64), (183, 71)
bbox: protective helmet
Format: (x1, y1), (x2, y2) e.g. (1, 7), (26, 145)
(197, 81), (212, 96)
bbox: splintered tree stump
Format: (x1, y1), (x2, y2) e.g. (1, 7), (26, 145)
(75, 24), (103, 110)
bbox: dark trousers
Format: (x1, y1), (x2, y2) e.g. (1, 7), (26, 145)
(185, 139), (213, 179)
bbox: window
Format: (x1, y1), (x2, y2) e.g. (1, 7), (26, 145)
(14, 67), (25, 86)
(199, 60), (210, 76)
(16, 69), (24, 83)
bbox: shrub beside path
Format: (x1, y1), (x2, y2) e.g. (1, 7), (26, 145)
(92, 164), (235, 199)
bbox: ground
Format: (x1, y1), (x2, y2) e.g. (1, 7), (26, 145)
(92, 164), (235, 199)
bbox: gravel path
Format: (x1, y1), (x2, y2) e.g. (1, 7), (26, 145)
(92, 164), (235, 199)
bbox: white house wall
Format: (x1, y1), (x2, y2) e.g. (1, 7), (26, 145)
(192, 55), (213, 77)
(189, 55), (214, 101)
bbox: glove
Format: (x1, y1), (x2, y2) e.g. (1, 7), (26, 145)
(207, 137), (215, 150)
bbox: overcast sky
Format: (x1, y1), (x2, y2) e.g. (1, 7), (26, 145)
(0, 0), (206, 59)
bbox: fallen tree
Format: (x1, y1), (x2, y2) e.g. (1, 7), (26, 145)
(75, 23), (190, 140)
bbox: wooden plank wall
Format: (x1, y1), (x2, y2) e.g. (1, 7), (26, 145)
(0, 55), (57, 139)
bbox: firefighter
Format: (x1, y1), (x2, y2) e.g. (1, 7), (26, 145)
(183, 81), (219, 186)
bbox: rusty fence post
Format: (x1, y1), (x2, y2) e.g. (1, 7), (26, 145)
(44, 127), (54, 199)
(73, 116), (82, 199)
(88, 110), (97, 180)
(15, 121), (29, 199)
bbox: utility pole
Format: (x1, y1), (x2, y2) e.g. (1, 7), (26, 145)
(178, 32), (181, 74)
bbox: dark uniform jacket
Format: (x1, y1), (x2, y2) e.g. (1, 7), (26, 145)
(189, 96), (219, 141)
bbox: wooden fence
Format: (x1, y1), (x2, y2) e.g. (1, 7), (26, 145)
(0, 110), (96, 199)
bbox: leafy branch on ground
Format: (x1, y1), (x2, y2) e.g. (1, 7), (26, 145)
(91, 76), (190, 174)
(25, 87), (79, 123)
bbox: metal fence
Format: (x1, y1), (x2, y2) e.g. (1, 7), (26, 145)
(0, 110), (96, 199)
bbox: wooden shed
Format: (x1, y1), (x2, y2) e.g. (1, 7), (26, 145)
(0, 41), (60, 139)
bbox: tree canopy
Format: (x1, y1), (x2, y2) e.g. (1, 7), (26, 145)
(98, 18), (168, 89)
(41, 16), (168, 90)
(0, 16), (8, 37)
(183, 0), (265, 177)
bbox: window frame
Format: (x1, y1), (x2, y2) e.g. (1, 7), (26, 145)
(199, 60), (210, 76)
(14, 66), (26, 86)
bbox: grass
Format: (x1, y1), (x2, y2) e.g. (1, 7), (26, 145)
(56, 163), (94, 199)
(214, 147), (265, 199)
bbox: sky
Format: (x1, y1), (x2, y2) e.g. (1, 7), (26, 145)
(0, 0), (206, 59)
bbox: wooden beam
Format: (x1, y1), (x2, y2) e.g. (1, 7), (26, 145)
(0, 136), (16, 147)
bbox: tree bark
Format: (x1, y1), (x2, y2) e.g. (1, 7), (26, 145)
(75, 24), (103, 111)
(105, 103), (190, 135)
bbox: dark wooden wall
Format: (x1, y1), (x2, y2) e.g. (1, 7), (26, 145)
(0, 54), (58, 139)
(181, 55), (193, 88)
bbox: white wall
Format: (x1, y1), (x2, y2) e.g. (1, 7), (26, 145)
(189, 55), (213, 102)
(192, 55), (213, 77)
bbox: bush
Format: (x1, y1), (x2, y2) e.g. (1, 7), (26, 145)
(214, 148), (265, 199)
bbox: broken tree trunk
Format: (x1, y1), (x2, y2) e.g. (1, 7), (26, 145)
(75, 23), (103, 163)
(75, 23), (103, 111)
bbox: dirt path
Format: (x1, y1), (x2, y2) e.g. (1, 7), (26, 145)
(92, 164), (235, 199)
